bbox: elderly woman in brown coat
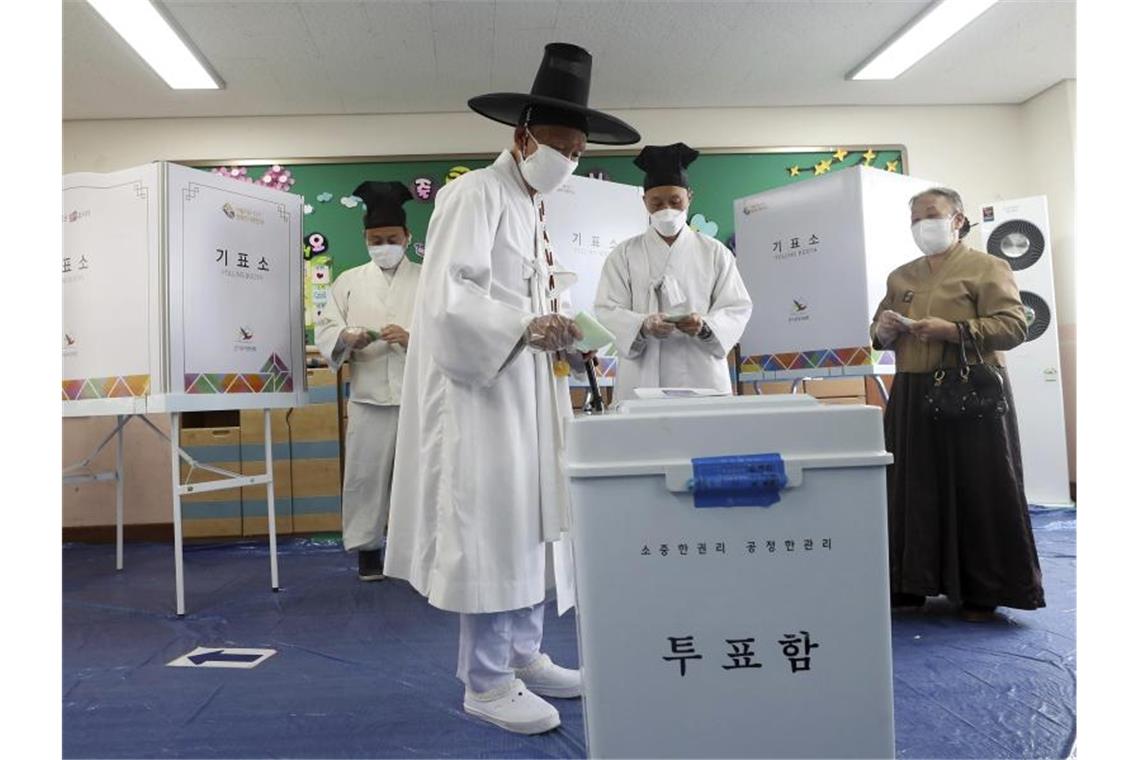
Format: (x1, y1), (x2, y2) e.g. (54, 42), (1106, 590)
(871, 187), (1044, 622)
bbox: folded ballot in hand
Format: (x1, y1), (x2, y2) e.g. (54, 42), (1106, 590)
(573, 310), (616, 352)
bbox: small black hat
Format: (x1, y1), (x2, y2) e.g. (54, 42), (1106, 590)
(634, 143), (700, 190)
(353, 181), (413, 229)
(468, 42), (640, 146)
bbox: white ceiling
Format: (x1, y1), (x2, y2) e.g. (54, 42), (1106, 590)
(63, 0), (1076, 121)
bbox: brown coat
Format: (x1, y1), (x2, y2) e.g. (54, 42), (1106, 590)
(870, 241), (1027, 372)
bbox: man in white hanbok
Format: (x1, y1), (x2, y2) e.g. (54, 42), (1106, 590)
(595, 143), (753, 402)
(382, 43), (640, 735)
(315, 182), (420, 581)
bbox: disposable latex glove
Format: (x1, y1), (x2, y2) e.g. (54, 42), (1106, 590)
(341, 327), (374, 351)
(874, 311), (908, 345)
(674, 312), (705, 337)
(379, 324), (410, 349)
(641, 313), (677, 339)
(525, 314), (583, 352)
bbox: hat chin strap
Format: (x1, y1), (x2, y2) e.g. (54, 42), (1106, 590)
(509, 138), (539, 197)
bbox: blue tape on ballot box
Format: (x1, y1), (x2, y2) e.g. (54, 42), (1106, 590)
(690, 454), (787, 508)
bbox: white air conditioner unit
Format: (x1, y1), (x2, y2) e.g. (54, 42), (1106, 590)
(979, 196), (1071, 507)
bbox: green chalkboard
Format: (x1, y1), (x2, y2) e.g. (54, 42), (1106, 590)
(195, 145), (904, 342)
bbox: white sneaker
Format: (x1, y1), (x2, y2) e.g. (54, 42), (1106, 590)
(514, 653), (582, 699)
(463, 678), (561, 735)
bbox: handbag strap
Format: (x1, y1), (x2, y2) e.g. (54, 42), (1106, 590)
(935, 323), (968, 370)
(956, 322), (970, 367)
(935, 322), (984, 371)
(956, 321), (987, 365)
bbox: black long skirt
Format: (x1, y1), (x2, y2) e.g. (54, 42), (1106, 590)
(884, 370), (1045, 609)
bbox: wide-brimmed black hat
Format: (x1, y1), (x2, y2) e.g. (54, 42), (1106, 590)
(468, 42), (640, 146)
(353, 181), (413, 229)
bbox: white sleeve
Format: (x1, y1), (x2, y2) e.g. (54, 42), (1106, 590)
(314, 274), (352, 370)
(420, 180), (532, 387)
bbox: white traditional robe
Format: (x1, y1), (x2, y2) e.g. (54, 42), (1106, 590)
(313, 259), (421, 550)
(383, 150), (576, 615)
(595, 224), (753, 401)
(314, 259), (421, 405)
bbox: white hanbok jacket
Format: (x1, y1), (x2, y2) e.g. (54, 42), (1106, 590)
(595, 225), (753, 401)
(313, 259), (421, 406)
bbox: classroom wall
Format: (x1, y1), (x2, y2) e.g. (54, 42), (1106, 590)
(62, 87), (1078, 527)
(64, 102), (1032, 214)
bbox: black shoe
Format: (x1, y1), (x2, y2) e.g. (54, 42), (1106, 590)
(960, 602), (998, 622)
(890, 592), (925, 609)
(357, 549), (385, 581)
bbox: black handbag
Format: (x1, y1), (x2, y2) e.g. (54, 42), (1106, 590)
(921, 321), (1008, 422)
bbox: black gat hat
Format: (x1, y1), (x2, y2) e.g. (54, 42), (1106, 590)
(467, 42), (640, 146)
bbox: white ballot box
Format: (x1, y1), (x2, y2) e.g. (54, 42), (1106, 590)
(565, 395), (895, 759)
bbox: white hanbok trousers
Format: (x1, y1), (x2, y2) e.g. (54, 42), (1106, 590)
(457, 602), (545, 693)
(341, 401), (399, 552)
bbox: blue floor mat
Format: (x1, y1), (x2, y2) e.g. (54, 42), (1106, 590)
(63, 509), (1075, 758)
(889, 509), (1076, 759)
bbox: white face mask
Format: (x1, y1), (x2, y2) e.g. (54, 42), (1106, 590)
(650, 207), (688, 237)
(518, 131), (578, 194)
(911, 217), (958, 256)
(368, 244), (405, 269)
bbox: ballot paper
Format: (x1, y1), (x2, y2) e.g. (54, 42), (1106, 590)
(632, 387), (731, 399)
(574, 310), (617, 352)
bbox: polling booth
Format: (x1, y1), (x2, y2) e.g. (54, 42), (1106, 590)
(62, 161), (307, 615)
(566, 395), (896, 758)
(541, 173), (647, 386)
(733, 165), (937, 389)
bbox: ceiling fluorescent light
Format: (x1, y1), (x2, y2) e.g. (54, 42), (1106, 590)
(848, 0), (999, 80)
(86, 0), (223, 89)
